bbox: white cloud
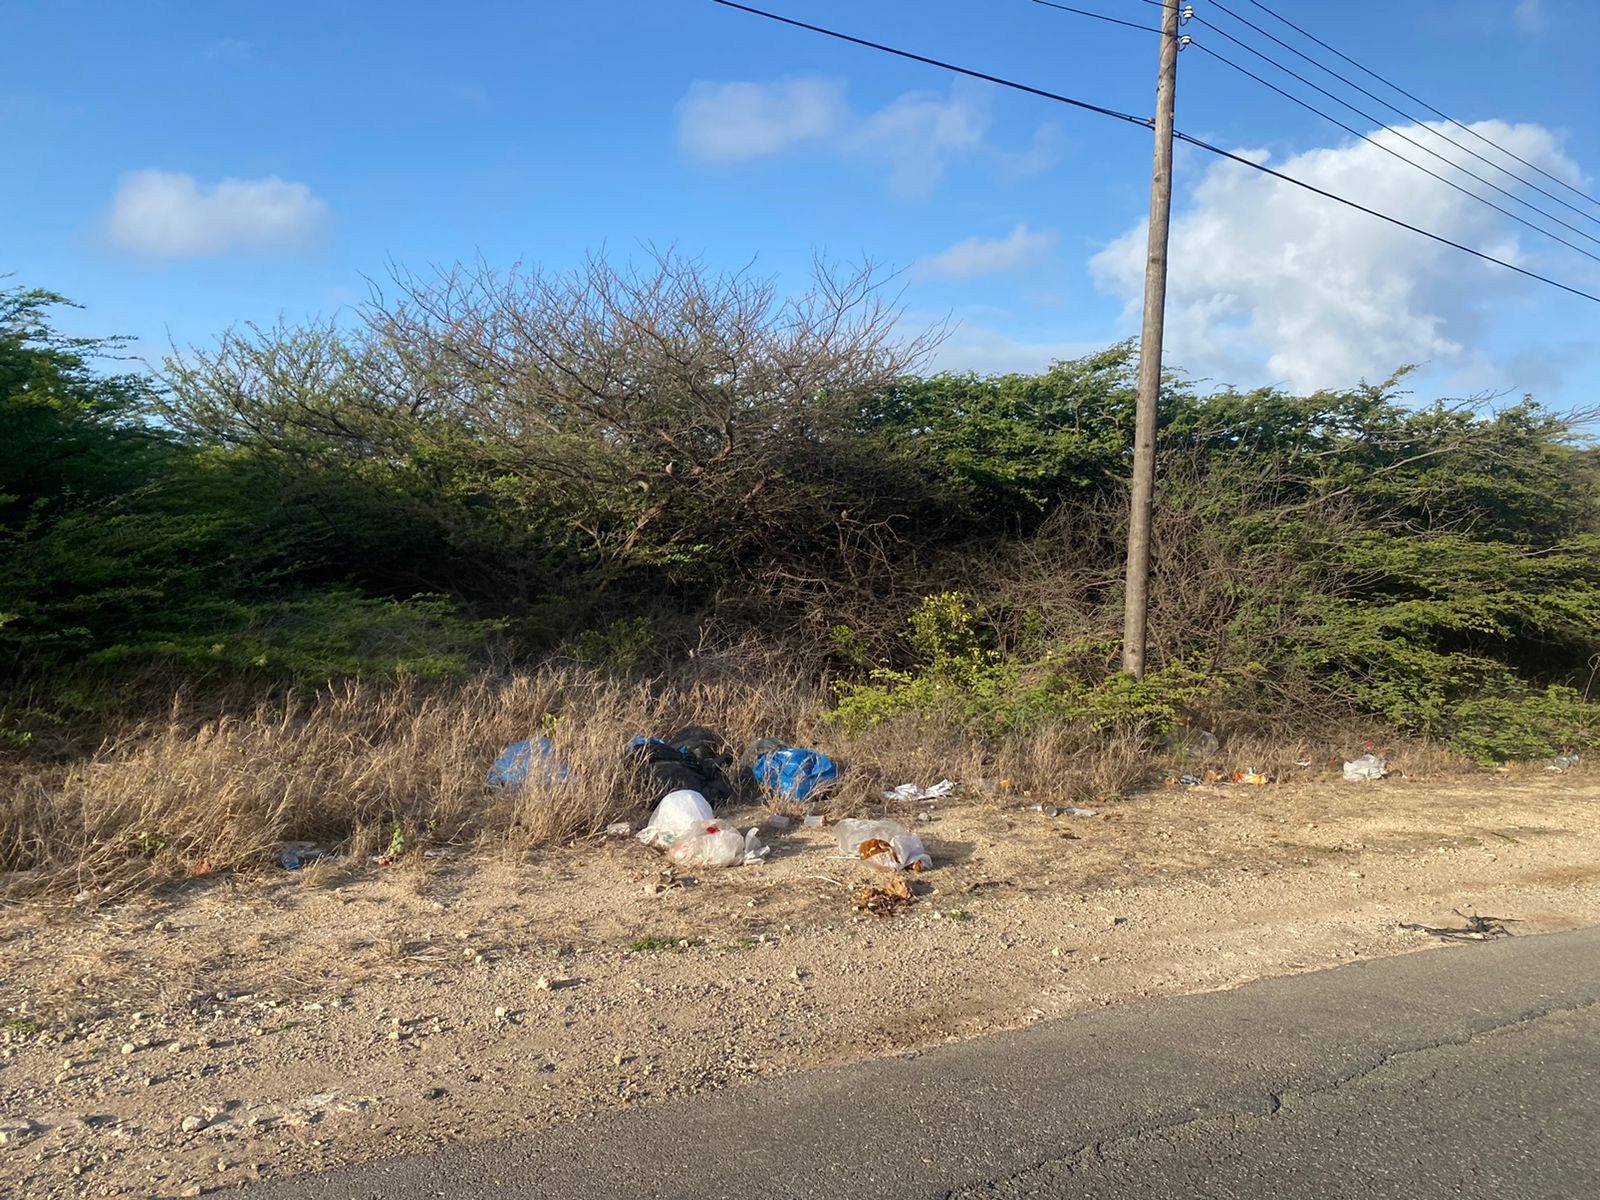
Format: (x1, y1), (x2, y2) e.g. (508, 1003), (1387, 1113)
(1514, 0), (1547, 33)
(915, 224), (1060, 280)
(1089, 119), (1588, 393)
(850, 86), (993, 197)
(105, 169), (330, 259)
(676, 76), (1050, 198)
(676, 77), (848, 163)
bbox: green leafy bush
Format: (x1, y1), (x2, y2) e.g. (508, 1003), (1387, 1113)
(830, 593), (1225, 737)
(1445, 688), (1598, 763)
(571, 617), (656, 673)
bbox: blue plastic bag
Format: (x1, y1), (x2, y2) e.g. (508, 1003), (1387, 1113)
(752, 746), (839, 804)
(488, 737), (570, 788)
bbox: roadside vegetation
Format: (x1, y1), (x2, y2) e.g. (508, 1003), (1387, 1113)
(3, 258), (1597, 896)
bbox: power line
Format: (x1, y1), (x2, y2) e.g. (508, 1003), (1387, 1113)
(1199, 0), (1600, 222)
(711, 1), (1153, 128)
(1180, 12), (1600, 251)
(1231, 0), (1600, 211)
(711, 0), (1600, 306)
(1029, 0), (1160, 36)
(1172, 130), (1600, 305)
(1120, 0), (1600, 221)
(1187, 40), (1600, 266)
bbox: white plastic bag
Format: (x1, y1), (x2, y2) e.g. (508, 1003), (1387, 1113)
(666, 820), (769, 868)
(1342, 754), (1388, 782)
(636, 790), (714, 849)
(882, 779), (957, 803)
(833, 817), (933, 872)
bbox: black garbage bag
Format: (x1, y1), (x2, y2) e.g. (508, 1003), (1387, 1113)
(625, 730), (733, 805)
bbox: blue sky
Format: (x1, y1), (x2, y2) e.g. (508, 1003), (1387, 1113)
(4, 0), (1597, 404)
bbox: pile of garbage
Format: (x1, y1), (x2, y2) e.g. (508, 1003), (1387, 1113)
(477, 725), (951, 880)
(636, 789), (769, 868)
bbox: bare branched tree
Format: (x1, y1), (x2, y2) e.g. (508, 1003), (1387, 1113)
(359, 248), (943, 568)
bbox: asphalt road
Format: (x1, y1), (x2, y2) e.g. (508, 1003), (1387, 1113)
(242, 925), (1600, 1199)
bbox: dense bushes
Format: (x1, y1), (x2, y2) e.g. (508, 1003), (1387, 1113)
(3, 266), (1598, 761)
(0, 288), (494, 730)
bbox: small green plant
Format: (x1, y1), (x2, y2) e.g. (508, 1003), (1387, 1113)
(384, 821), (408, 860)
(828, 623), (871, 673)
(116, 829), (166, 858)
(573, 617), (655, 673)
(624, 933), (699, 953)
(3, 1016), (43, 1035)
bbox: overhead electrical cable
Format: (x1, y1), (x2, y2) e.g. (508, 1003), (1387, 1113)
(1230, 0), (1600, 211)
(1184, 41), (1600, 265)
(1037, 1), (1600, 253)
(1118, 0), (1600, 221)
(1171, 130), (1600, 305)
(1175, 11), (1600, 250)
(1030, 0), (1161, 35)
(710, 0), (1600, 306)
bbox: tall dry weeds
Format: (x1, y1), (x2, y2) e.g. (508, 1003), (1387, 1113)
(0, 658), (1477, 903)
(0, 666), (833, 899)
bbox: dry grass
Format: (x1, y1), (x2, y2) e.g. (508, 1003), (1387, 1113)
(0, 668), (818, 899)
(0, 663), (1480, 903)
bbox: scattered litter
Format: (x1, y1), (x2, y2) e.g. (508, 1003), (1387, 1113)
(1343, 753), (1388, 782)
(636, 790), (714, 849)
(834, 818), (933, 873)
(488, 737), (570, 789)
(853, 875), (914, 917)
(605, 821), (634, 838)
(1295, 758), (1315, 769)
(278, 845), (332, 871)
(665, 821), (768, 869)
(883, 779), (957, 803)
(1060, 806), (1097, 818)
(1170, 774), (1203, 787)
(421, 849), (451, 859)
(803, 813), (828, 828)
(1547, 754), (1581, 773)
(1399, 910), (1517, 942)
(642, 869), (682, 896)
(1232, 770), (1269, 786)
(1025, 804), (1097, 818)
(751, 743), (840, 803)
(765, 813), (792, 830)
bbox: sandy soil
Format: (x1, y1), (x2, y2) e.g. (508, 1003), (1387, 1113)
(2, 767), (1597, 1198)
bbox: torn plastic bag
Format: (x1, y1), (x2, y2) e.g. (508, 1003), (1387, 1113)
(1342, 753), (1388, 782)
(752, 745), (839, 804)
(833, 817), (933, 873)
(636, 790), (715, 849)
(665, 820), (769, 868)
(488, 737), (570, 789)
(882, 779), (956, 803)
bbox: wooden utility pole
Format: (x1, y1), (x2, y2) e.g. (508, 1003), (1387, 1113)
(1120, 0), (1182, 678)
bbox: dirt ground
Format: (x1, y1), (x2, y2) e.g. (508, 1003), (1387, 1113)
(2, 767), (1597, 1198)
